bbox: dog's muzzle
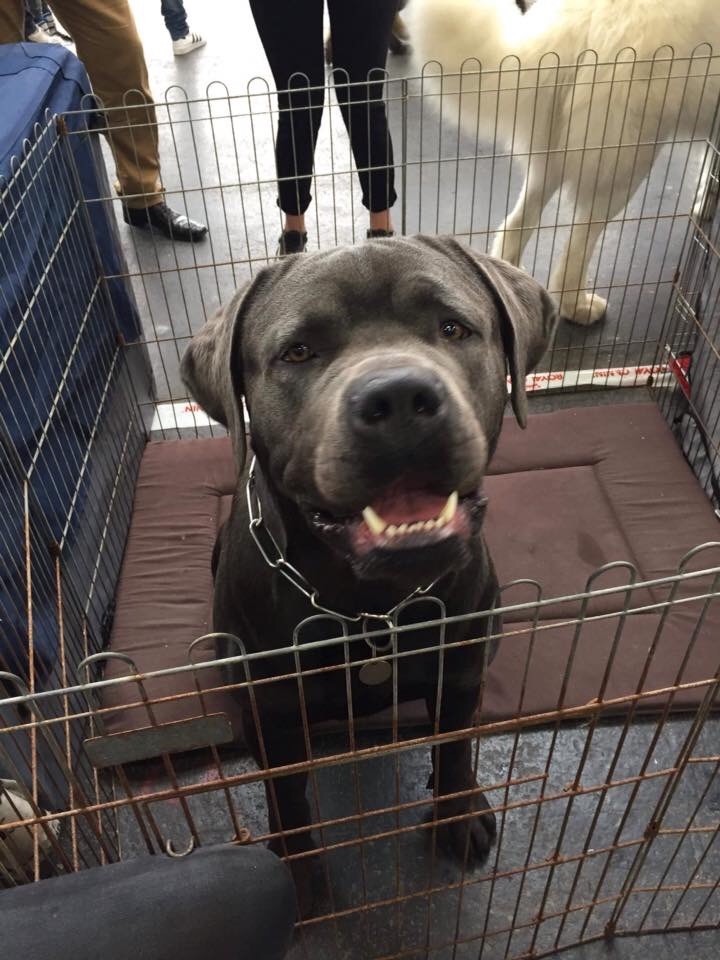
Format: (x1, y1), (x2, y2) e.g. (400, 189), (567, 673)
(295, 364), (488, 577)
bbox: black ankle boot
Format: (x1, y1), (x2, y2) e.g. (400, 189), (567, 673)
(277, 230), (308, 257)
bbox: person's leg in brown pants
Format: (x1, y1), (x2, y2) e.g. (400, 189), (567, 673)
(0, 0), (207, 242)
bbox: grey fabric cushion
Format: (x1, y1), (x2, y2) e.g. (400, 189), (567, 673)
(3, 845), (295, 960)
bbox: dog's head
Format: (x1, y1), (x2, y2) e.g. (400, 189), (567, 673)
(182, 236), (556, 586)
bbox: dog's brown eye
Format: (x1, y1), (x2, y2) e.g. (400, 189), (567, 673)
(281, 343), (314, 363)
(440, 320), (470, 340)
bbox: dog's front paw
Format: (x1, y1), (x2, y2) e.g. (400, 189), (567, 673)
(424, 790), (497, 866)
(560, 291), (607, 326)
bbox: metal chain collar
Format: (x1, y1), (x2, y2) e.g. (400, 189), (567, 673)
(245, 458), (440, 640)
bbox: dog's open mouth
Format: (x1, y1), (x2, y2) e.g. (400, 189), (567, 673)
(309, 488), (487, 558)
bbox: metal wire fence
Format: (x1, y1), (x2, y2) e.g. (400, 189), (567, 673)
(58, 50), (719, 436)
(1, 544), (720, 958)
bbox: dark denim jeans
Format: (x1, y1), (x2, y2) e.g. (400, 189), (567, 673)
(161, 0), (188, 41)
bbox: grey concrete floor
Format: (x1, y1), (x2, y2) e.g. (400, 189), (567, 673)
(97, 6), (719, 958)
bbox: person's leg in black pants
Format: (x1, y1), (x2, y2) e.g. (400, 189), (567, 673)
(248, 0), (398, 251)
(328, 0), (398, 233)
(248, 0), (326, 251)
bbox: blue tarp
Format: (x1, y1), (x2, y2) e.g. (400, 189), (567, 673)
(0, 44), (142, 682)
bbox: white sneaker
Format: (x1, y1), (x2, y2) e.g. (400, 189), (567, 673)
(172, 31), (206, 56)
(26, 24), (63, 44)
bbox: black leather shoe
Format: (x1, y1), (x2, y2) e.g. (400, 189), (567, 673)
(277, 230), (308, 256)
(122, 201), (208, 243)
(366, 229), (395, 239)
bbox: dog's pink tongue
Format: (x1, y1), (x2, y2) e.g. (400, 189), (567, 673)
(370, 490), (448, 524)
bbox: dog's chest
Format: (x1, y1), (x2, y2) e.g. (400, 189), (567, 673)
(280, 608), (481, 720)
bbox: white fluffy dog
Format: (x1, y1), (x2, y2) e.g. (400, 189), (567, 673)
(407, 0), (719, 324)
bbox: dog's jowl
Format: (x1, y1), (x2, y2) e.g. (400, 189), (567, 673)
(182, 236), (557, 907)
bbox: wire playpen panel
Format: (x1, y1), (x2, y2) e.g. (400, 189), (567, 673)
(2, 549), (720, 959)
(2, 52), (720, 960)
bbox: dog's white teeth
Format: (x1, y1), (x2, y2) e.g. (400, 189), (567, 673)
(437, 491), (459, 526)
(364, 494), (458, 541)
(362, 506), (387, 535)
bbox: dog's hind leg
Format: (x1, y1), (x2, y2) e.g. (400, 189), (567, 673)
(491, 152), (563, 267)
(551, 144), (655, 325)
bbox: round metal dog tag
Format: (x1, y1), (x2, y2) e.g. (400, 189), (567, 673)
(359, 658), (392, 685)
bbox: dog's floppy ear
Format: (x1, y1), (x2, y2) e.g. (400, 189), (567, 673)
(471, 253), (558, 428)
(181, 262), (291, 471)
(418, 236), (558, 428)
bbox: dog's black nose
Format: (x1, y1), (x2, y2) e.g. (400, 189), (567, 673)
(348, 367), (448, 435)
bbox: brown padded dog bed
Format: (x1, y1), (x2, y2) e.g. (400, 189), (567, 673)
(100, 403), (719, 750)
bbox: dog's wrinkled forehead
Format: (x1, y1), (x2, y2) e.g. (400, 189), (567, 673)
(181, 235), (558, 472)
(241, 240), (498, 361)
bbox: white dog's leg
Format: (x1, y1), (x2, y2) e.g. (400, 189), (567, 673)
(551, 220), (608, 326)
(552, 145), (655, 326)
(492, 154), (562, 266)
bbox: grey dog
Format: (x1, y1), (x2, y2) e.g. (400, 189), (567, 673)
(182, 235), (556, 905)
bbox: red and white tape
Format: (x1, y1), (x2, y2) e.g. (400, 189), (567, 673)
(515, 361), (673, 393)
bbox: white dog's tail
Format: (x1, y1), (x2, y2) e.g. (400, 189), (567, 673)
(408, 0), (527, 74)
